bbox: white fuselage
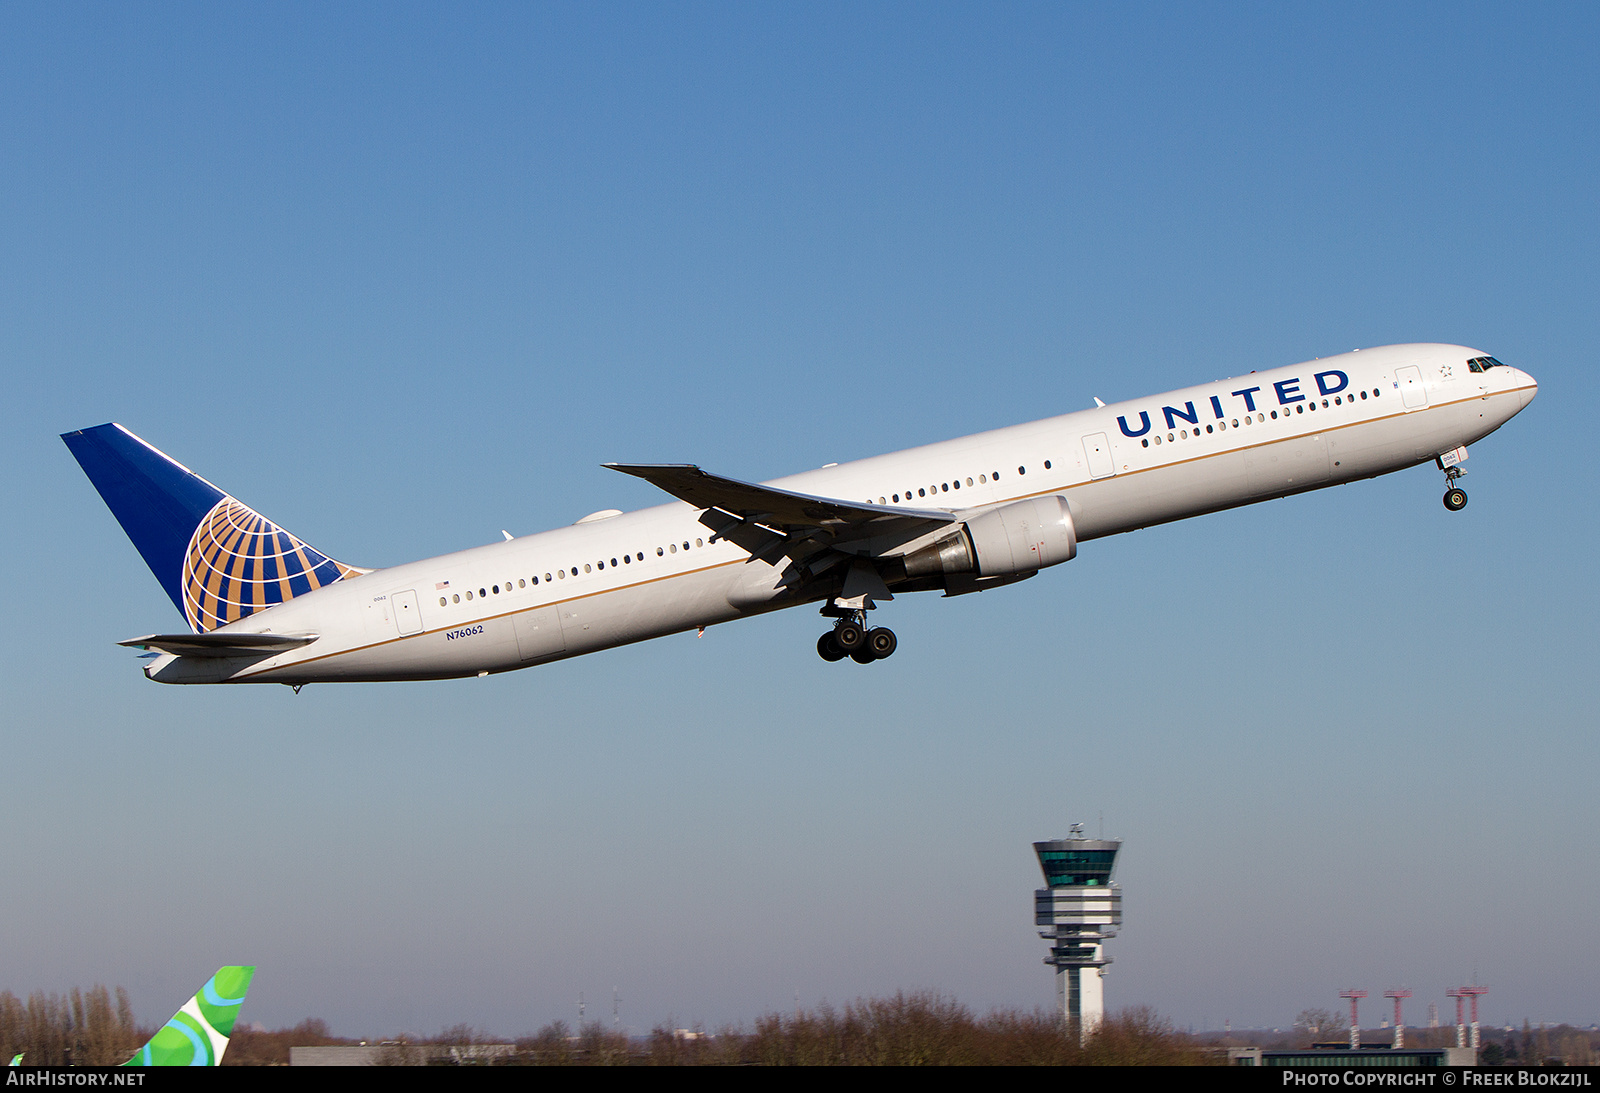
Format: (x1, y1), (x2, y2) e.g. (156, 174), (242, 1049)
(146, 344), (1536, 685)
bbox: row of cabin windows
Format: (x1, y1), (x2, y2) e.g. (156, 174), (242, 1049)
(1137, 389), (1382, 448)
(436, 537), (708, 607)
(867, 462), (1051, 506)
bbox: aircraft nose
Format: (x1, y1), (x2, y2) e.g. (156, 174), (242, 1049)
(1516, 368), (1538, 409)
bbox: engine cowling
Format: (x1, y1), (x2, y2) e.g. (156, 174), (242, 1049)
(900, 495), (1077, 581)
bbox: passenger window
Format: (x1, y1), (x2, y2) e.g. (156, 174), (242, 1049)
(584, 564), (591, 573)
(979, 475), (986, 484)
(557, 570), (565, 579)
(597, 561), (604, 570)
(1154, 435), (1162, 445)
(918, 488), (925, 497)
(1043, 461), (1051, 469)
(466, 590), (473, 600)
(1271, 411), (1278, 419)
(966, 477), (973, 486)
(1018, 466), (1026, 474)
(695, 538), (703, 547)
(611, 558), (618, 567)
(1142, 439), (1149, 447)
(993, 471), (1000, 479)
(453, 594), (460, 603)
(623, 554), (630, 564)
(533, 576), (540, 585)
(893, 493), (899, 502)
(439, 597), (447, 607)
(657, 547), (664, 556)
(1373, 388), (1380, 397)
(669, 544), (676, 553)
(544, 573), (551, 582)
(941, 483), (948, 492)
(1206, 425), (1213, 433)
(951, 481), (959, 490)
(683, 541), (690, 550)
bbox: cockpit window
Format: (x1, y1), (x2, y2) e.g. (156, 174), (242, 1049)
(1467, 356), (1506, 372)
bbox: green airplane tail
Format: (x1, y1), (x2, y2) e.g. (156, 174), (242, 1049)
(122, 967), (255, 1066)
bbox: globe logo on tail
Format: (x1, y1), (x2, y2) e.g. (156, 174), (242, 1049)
(181, 498), (362, 632)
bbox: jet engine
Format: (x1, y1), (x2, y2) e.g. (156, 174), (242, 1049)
(898, 495), (1076, 581)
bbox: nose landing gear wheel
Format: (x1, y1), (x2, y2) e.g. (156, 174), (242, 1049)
(1443, 487), (1468, 511)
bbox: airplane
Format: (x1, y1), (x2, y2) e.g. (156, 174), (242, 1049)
(5, 968), (254, 1067)
(121, 966), (256, 1066)
(122, 966), (255, 1066)
(63, 343), (1535, 687)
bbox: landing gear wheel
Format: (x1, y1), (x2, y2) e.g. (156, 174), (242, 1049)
(850, 649), (876, 664)
(834, 622), (866, 654)
(817, 632), (847, 662)
(866, 627), (897, 660)
(1443, 487), (1468, 511)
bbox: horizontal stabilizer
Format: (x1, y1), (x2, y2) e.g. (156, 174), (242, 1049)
(119, 632), (319, 658)
(604, 463), (955, 546)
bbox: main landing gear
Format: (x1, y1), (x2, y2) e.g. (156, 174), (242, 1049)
(816, 606), (898, 664)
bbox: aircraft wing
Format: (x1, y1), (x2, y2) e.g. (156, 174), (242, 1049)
(604, 463), (957, 548)
(118, 632), (319, 658)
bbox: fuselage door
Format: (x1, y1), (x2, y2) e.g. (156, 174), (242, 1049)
(1082, 433), (1116, 480)
(512, 606), (566, 662)
(1395, 365), (1428, 410)
(392, 589), (424, 636)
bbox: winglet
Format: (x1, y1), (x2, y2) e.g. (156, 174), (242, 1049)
(123, 966), (255, 1066)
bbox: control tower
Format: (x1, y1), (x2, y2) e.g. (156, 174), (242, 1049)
(1034, 824), (1122, 1043)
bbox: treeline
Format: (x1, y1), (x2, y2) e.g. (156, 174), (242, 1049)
(354, 995), (1214, 1066)
(0, 986), (143, 1066)
(224, 1019), (351, 1066)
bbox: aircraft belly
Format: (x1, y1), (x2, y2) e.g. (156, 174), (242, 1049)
(1071, 450), (1249, 539)
(557, 566), (744, 654)
(1245, 434), (1331, 494)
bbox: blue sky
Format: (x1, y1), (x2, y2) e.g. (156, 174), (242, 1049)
(2, 2), (1596, 1036)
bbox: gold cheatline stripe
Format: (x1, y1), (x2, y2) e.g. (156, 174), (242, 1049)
(244, 385), (1533, 677)
(247, 558), (748, 675)
(997, 386), (1532, 507)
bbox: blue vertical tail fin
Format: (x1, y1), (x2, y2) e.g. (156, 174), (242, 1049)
(62, 424), (364, 632)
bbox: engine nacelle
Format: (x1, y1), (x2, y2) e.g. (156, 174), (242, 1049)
(900, 495), (1077, 581)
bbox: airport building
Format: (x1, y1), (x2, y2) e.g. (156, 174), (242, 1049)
(1033, 826), (1121, 1043)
